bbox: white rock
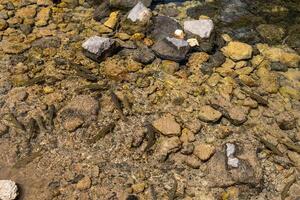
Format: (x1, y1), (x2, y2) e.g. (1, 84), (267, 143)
(82, 36), (113, 54)
(127, 2), (151, 23)
(228, 157), (239, 168)
(0, 180), (18, 200)
(184, 19), (214, 38)
(187, 38), (199, 47)
(174, 29), (184, 39)
(226, 143), (236, 157)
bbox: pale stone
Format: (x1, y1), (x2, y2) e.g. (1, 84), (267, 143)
(193, 143), (216, 161)
(184, 19), (214, 38)
(0, 180), (18, 200)
(127, 2), (151, 23)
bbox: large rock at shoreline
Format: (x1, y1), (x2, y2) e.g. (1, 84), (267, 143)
(152, 37), (190, 62)
(82, 36), (118, 62)
(149, 16), (182, 42)
(110, 0), (152, 9)
(184, 19), (214, 39)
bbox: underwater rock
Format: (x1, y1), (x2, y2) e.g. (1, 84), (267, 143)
(110, 0), (152, 9)
(184, 19), (214, 39)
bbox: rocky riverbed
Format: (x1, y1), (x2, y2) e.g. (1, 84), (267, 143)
(0, 0), (300, 199)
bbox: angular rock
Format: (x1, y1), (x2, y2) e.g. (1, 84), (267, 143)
(210, 96), (248, 126)
(152, 37), (190, 62)
(121, 2), (152, 34)
(201, 51), (226, 75)
(221, 41), (253, 61)
(193, 143), (216, 161)
(0, 180), (18, 200)
(226, 143), (239, 168)
(110, 0), (152, 9)
(104, 11), (119, 29)
(149, 16), (182, 42)
(152, 114), (181, 137)
(184, 19), (214, 39)
(198, 105), (222, 123)
(156, 137), (182, 161)
(82, 36), (118, 62)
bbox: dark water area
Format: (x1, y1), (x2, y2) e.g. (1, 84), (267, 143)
(155, 0), (300, 52)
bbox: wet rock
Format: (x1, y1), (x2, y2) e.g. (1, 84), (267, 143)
(0, 19), (8, 31)
(59, 95), (99, 131)
(104, 11), (119, 29)
(210, 96), (248, 126)
(184, 155), (201, 169)
(76, 176), (91, 190)
(0, 180), (18, 200)
(160, 6), (179, 17)
(256, 24), (285, 43)
(132, 183), (145, 193)
(153, 114), (181, 137)
(1, 41), (30, 54)
(257, 67), (279, 94)
(161, 60), (179, 74)
(121, 2), (152, 34)
(257, 43), (300, 68)
(207, 143), (262, 187)
(82, 36), (118, 62)
(201, 51), (226, 75)
(93, 0), (111, 21)
(62, 0), (79, 8)
(32, 36), (61, 48)
(181, 143), (194, 155)
(119, 45), (155, 64)
(187, 52), (209, 70)
(198, 105), (222, 123)
(15, 5), (37, 19)
(221, 41), (253, 61)
(184, 19), (214, 39)
(35, 7), (51, 27)
(19, 24), (32, 35)
(156, 137), (181, 161)
(193, 143), (216, 161)
(270, 62), (288, 72)
(276, 112), (296, 130)
(149, 16), (182, 42)
(110, 0), (152, 9)
(152, 37), (190, 62)
(187, 4), (218, 19)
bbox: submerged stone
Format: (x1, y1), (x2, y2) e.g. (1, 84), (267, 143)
(82, 36), (118, 62)
(184, 19), (214, 39)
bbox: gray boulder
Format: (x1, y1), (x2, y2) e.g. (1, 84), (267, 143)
(149, 16), (182, 42)
(82, 36), (118, 62)
(152, 37), (190, 62)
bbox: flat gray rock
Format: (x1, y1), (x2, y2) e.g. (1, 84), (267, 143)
(82, 36), (117, 62)
(184, 19), (214, 39)
(152, 37), (190, 62)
